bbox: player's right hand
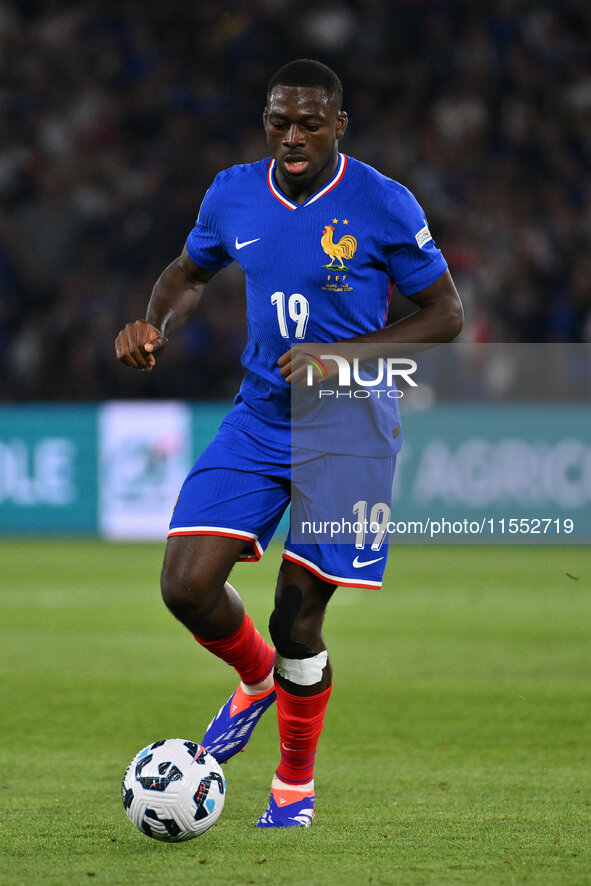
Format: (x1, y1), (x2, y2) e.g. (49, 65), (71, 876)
(115, 319), (168, 371)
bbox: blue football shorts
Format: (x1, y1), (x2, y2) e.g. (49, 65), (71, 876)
(168, 419), (397, 589)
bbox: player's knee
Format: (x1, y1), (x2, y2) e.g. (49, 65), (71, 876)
(160, 556), (218, 622)
(269, 584), (318, 658)
(269, 585), (330, 687)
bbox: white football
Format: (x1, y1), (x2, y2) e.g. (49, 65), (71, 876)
(122, 739), (226, 841)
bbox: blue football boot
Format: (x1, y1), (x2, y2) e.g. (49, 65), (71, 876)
(201, 683), (276, 764)
(257, 789), (315, 828)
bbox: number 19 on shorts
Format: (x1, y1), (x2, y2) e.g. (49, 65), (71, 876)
(353, 500), (391, 550)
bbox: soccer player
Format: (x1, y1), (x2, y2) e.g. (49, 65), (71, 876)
(115, 59), (463, 828)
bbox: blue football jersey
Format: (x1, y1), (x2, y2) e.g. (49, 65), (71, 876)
(186, 154), (448, 451)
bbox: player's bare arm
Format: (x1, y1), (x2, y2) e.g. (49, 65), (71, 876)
(115, 246), (217, 371)
(278, 269), (463, 383)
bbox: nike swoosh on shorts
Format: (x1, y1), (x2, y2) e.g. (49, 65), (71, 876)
(352, 555), (384, 568)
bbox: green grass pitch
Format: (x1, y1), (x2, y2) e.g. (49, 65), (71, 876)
(1, 540), (590, 886)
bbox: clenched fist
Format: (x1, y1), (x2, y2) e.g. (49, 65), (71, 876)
(115, 319), (168, 371)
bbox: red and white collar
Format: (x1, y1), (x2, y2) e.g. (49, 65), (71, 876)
(267, 153), (348, 210)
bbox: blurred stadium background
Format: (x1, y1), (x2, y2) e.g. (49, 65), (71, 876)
(0, 1), (589, 539)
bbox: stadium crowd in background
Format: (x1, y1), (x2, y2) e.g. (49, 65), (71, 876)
(0, 0), (590, 400)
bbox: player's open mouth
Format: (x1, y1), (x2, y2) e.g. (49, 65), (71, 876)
(283, 157), (309, 174)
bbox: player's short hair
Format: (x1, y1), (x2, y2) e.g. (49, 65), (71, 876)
(267, 59), (343, 108)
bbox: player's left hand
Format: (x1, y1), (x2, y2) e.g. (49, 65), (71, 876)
(278, 346), (315, 385)
(278, 344), (344, 386)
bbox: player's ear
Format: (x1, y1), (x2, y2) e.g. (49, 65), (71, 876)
(336, 111), (348, 140)
(263, 107), (269, 128)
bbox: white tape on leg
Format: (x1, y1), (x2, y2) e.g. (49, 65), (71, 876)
(275, 650), (328, 686)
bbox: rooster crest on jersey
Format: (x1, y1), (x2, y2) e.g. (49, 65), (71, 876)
(321, 220), (357, 270)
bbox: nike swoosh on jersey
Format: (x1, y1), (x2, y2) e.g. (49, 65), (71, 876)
(235, 237), (261, 250)
(352, 555), (384, 568)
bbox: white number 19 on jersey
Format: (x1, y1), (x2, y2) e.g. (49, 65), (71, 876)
(271, 291), (310, 340)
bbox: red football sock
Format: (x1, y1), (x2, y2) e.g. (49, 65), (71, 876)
(195, 612), (274, 686)
(274, 682), (333, 785)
